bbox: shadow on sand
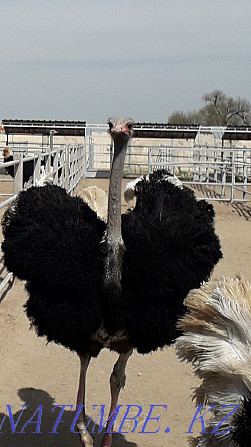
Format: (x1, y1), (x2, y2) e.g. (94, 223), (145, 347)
(0, 388), (137, 447)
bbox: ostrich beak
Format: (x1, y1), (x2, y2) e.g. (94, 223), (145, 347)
(111, 125), (130, 135)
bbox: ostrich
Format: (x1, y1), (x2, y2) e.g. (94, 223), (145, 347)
(1, 117), (222, 447)
(175, 274), (251, 446)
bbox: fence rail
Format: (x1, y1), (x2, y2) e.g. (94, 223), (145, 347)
(149, 146), (251, 202)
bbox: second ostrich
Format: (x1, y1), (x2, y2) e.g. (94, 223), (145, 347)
(175, 274), (251, 446)
(2, 117), (222, 447)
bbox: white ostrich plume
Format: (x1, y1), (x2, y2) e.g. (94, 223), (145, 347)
(80, 186), (108, 221)
(175, 274), (251, 446)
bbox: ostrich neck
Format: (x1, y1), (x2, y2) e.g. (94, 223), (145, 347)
(103, 138), (127, 297)
(107, 140), (127, 238)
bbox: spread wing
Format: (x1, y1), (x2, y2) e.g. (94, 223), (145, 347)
(2, 184), (106, 289)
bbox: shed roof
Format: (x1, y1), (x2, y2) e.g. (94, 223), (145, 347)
(2, 119), (86, 137)
(222, 126), (251, 141)
(133, 123), (199, 139)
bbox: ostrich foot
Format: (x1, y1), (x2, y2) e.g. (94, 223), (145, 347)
(77, 421), (94, 447)
(101, 432), (112, 447)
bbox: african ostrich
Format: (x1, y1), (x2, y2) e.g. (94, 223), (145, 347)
(175, 274), (251, 446)
(1, 117), (222, 447)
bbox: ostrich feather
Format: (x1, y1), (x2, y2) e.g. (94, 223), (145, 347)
(79, 185), (108, 221)
(123, 171), (183, 203)
(124, 176), (144, 202)
(175, 274), (251, 446)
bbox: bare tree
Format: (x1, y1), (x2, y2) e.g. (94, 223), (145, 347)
(168, 90), (251, 126)
(202, 90), (251, 126)
(168, 109), (205, 125)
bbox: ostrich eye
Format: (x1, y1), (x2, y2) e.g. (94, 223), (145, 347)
(127, 123), (133, 130)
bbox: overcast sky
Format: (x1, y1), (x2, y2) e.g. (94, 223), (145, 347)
(0, 0), (250, 123)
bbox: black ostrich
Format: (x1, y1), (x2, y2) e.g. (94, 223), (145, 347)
(2, 117), (222, 447)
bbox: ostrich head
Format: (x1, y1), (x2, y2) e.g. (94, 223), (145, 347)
(108, 117), (133, 143)
(3, 147), (12, 159)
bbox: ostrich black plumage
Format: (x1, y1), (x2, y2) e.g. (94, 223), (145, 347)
(2, 117), (222, 447)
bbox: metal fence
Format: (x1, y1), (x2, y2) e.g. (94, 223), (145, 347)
(149, 145), (251, 202)
(0, 143), (86, 296)
(84, 136), (251, 203)
(1, 137), (251, 298)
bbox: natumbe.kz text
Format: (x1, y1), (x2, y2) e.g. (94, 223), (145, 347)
(0, 404), (239, 435)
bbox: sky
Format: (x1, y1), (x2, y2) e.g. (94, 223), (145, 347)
(0, 0), (250, 123)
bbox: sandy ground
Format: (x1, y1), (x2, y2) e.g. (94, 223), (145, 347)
(0, 177), (250, 447)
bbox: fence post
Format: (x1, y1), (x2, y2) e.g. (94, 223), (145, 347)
(53, 150), (59, 185)
(89, 138), (94, 170)
(230, 150), (235, 202)
(13, 153), (23, 194)
(127, 144), (131, 177)
(243, 149), (247, 201)
(83, 144), (86, 178)
(65, 145), (70, 191)
(213, 147), (217, 192)
(220, 142), (226, 197)
(148, 147), (151, 174)
(33, 151), (41, 185)
(110, 143), (113, 172)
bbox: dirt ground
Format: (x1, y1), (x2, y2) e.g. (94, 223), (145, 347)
(0, 177), (250, 447)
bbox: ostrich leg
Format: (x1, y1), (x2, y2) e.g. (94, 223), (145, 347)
(101, 349), (133, 447)
(75, 354), (93, 447)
